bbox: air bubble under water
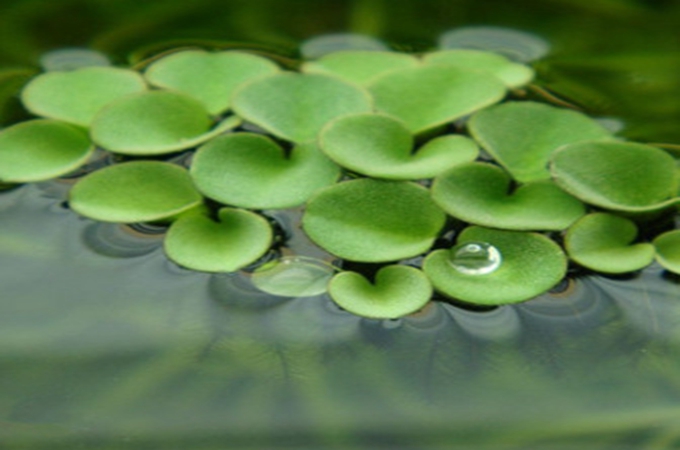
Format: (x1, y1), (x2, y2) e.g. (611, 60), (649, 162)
(448, 242), (502, 275)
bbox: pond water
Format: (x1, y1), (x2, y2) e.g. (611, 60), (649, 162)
(2, 182), (680, 449)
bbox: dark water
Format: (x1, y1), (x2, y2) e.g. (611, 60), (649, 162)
(2, 181), (680, 449)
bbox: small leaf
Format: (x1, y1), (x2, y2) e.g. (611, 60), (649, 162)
(423, 49), (534, 88)
(231, 72), (372, 143)
(431, 162), (585, 230)
(300, 33), (389, 59)
(565, 213), (655, 273)
(550, 141), (679, 212)
(653, 230), (680, 274)
(328, 265), (432, 319)
(319, 113), (478, 180)
(368, 65), (506, 134)
(423, 226), (567, 305)
(468, 101), (614, 183)
(164, 207), (272, 272)
(144, 50), (280, 115)
(302, 50), (419, 85)
(21, 67), (147, 126)
(438, 26), (550, 62)
(90, 90), (240, 155)
(0, 119), (93, 182)
(190, 133), (340, 209)
(69, 161), (203, 223)
(303, 179), (446, 262)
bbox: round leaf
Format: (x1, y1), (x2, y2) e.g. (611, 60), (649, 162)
(164, 207), (272, 272)
(0, 119), (93, 182)
(231, 72), (373, 143)
(69, 161), (203, 223)
(144, 50), (280, 115)
(300, 33), (389, 59)
(190, 133), (340, 209)
(90, 90), (240, 155)
(423, 226), (567, 305)
(368, 65), (506, 134)
(303, 179), (446, 262)
(653, 230), (680, 274)
(565, 213), (655, 273)
(468, 101), (614, 183)
(319, 113), (478, 180)
(21, 67), (147, 126)
(302, 50), (419, 85)
(438, 26), (550, 62)
(328, 265), (432, 319)
(423, 49), (534, 88)
(550, 141), (679, 212)
(431, 162), (585, 230)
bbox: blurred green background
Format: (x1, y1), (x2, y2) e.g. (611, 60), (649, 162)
(0, 0), (678, 141)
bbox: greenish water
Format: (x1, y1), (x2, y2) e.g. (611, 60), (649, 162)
(2, 182), (680, 449)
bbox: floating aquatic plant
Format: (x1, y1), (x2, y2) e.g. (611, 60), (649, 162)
(1, 28), (679, 319)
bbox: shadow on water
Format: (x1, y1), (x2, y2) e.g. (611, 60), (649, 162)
(1, 182), (680, 449)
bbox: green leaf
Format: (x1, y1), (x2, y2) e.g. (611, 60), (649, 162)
(300, 33), (389, 59)
(565, 213), (655, 273)
(431, 162), (585, 230)
(302, 50), (419, 85)
(423, 49), (534, 88)
(69, 161), (203, 223)
(367, 64), (506, 134)
(231, 72), (372, 143)
(319, 113), (478, 180)
(302, 179), (446, 262)
(190, 133), (340, 209)
(20, 67), (147, 126)
(144, 50), (280, 115)
(423, 226), (567, 305)
(468, 101), (614, 183)
(0, 119), (93, 182)
(550, 141), (679, 212)
(328, 265), (432, 319)
(90, 90), (240, 155)
(653, 230), (680, 274)
(164, 207), (272, 273)
(438, 26), (550, 62)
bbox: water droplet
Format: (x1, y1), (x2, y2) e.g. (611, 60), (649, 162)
(251, 256), (337, 297)
(448, 242), (501, 275)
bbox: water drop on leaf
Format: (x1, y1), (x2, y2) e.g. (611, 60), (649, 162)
(448, 241), (501, 275)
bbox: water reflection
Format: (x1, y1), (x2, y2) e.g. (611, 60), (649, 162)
(2, 184), (680, 449)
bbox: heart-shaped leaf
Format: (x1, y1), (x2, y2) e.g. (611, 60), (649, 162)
(468, 101), (614, 183)
(653, 230), (680, 274)
(39, 48), (111, 72)
(20, 67), (147, 126)
(302, 50), (419, 85)
(190, 132), (340, 209)
(328, 265), (432, 319)
(302, 179), (446, 262)
(300, 33), (389, 59)
(550, 141), (679, 212)
(367, 65), (506, 134)
(319, 113), (478, 180)
(231, 72), (372, 143)
(90, 90), (241, 155)
(69, 161), (203, 223)
(423, 49), (534, 88)
(565, 213), (655, 273)
(164, 207), (273, 272)
(438, 26), (550, 62)
(431, 162), (585, 230)
(0, 119), (93, 182)
(423, 226), (567, 305)
(144, 50), (280, 115)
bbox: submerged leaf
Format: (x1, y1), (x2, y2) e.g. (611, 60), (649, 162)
(328, 265), (432, 319)
(424, 226), (567, 305)
(21, 67), (147, 126)
(431, 162), (585, 230)
(164, 208), (272, 272)
(565, 213), (655, 273)
(190, 133), (340, 209)
(302, 50), (419, 85)
(303, 179), (446, 262)
(69, 161), (203, 223)
(0, 119), (93, 182)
